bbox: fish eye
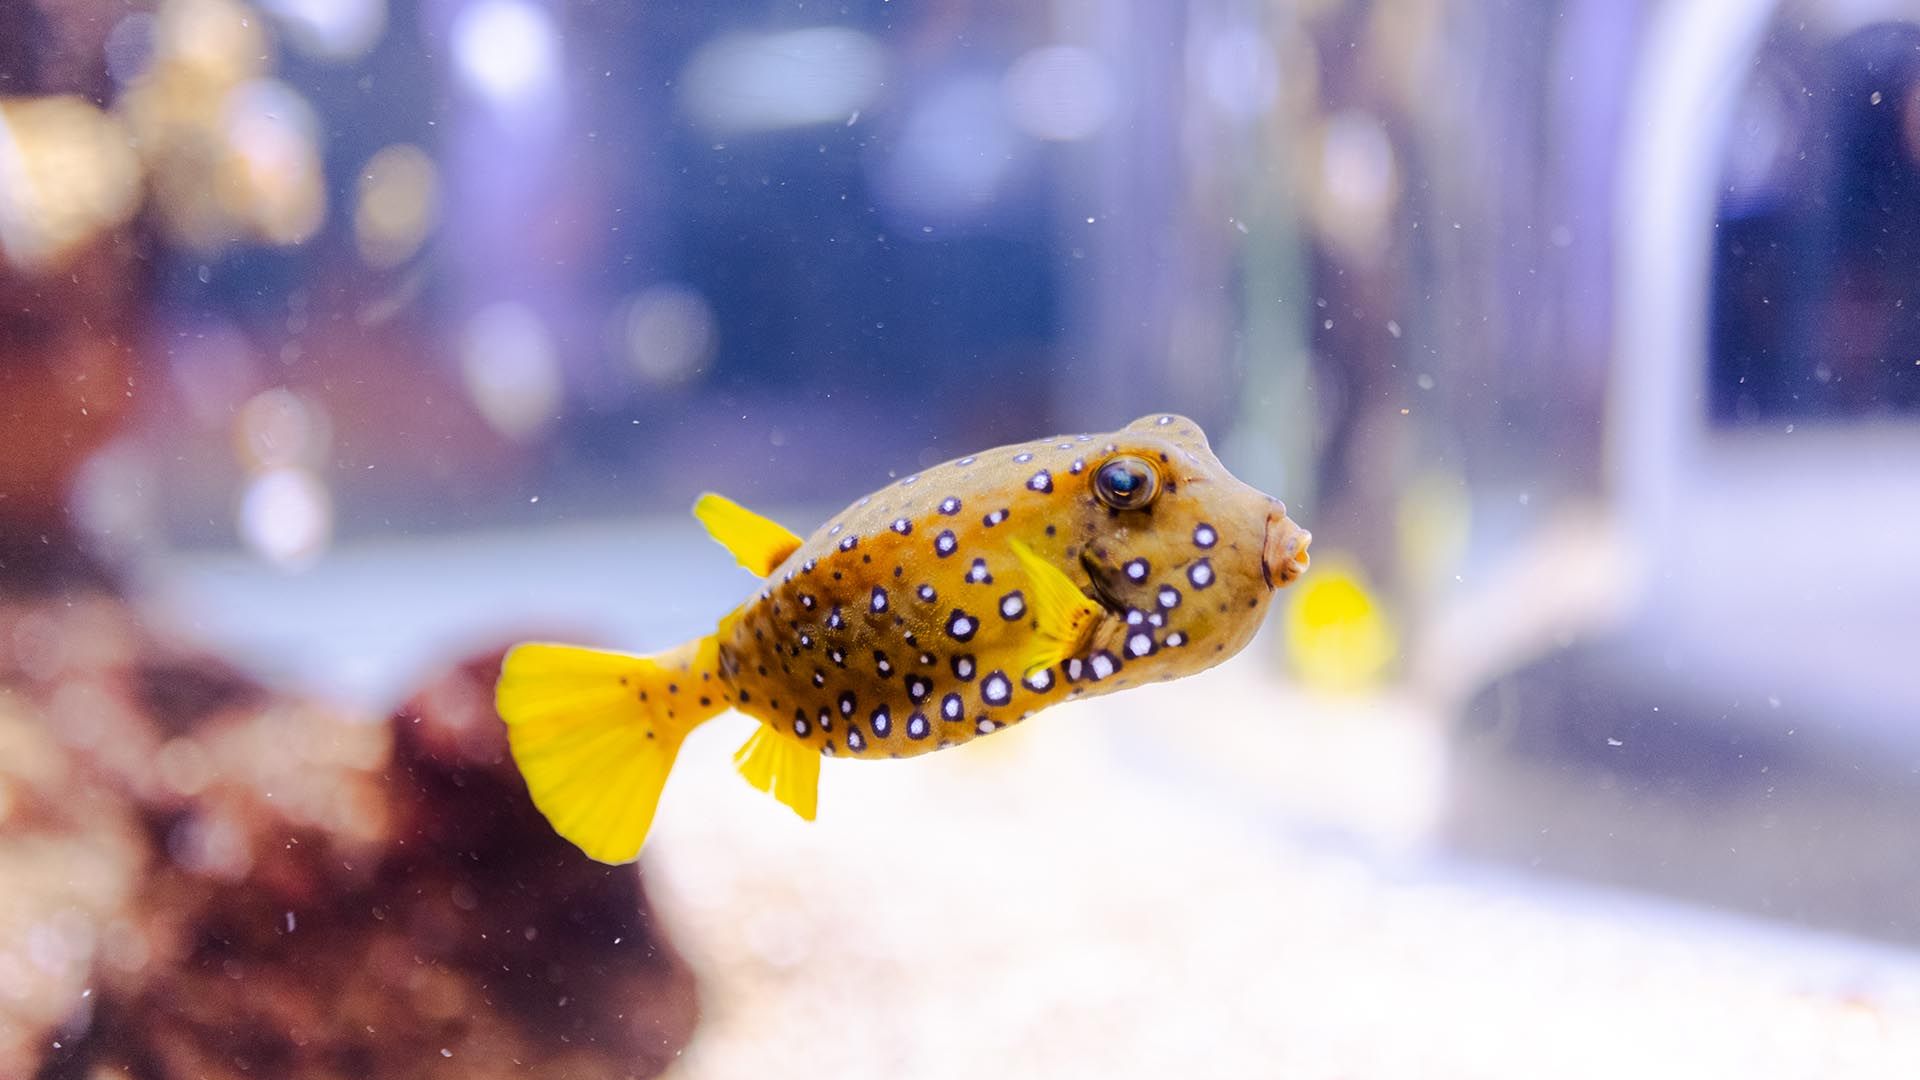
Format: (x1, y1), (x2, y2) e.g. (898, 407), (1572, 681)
(1093, 455), (1160, 510)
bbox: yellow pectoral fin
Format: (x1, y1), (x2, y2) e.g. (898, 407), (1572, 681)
(1009, 538), (1107, 677)
(732, 725), (821, 821)
(694, 493), (804, 577)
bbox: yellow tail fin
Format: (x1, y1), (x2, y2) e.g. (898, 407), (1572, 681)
(495, 637), (727, 863)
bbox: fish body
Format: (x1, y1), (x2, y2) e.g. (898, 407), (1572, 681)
(496, 415), (1310, 863)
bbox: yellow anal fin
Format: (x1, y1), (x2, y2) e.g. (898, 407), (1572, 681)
(1009, 538), (1107, 677)
(694, 492), (804, 577)
(496, 638), (726, 864)
(732, 725), (820, 821)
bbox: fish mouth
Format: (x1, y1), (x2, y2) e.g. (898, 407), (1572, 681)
(1079, 553), (1131, 615)
(1261, 511), (1312, 589)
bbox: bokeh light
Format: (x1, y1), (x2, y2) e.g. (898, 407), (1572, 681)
(115, 0), (329, 252)
(237, 466), (334, 570)
(70, 443), (160, 561)
(680, 27), (885, 133)
(621, 284), (718, 386)
(0, 97), (143, 272)
(229, 385), (334, 571)
(1310, 108), (1398, 263)
(1196, 26), (1279, 119)
(451, 0), (560, 108)
(262, 0), (387, 62)
(459, 302), (562, 440)
(235, 388), (330, 471)
(151, 0), (267, 86)
(1001, 45), (1117, 142)
(219, 79), (328, 246)
(354, 143), (439, 268)
(877, 75), (1020, 221)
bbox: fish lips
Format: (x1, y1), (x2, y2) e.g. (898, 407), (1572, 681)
(1262, 512), (1312, 589)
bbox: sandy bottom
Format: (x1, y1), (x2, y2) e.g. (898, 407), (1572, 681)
(638, 660), (1920, 1080)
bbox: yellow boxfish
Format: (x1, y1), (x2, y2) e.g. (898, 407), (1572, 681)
(495, 414), (1311, 863)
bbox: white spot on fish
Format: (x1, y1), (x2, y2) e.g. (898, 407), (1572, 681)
(981, 672), (1012, 705)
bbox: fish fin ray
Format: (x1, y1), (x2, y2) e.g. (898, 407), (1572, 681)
(1009, 538), (1107, 676)
(732, 725), (820, 821)
(693, 493), (804, 577)
(496, 639), (726, 863)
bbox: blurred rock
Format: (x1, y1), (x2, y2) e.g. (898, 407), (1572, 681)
(0, 238), (142, 551)
(0, 588), (699, 1080)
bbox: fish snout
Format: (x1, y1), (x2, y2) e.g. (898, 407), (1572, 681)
(1261, 505), (1311, 589)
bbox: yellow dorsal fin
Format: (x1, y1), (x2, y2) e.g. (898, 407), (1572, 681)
(694, 492), (804, 577)
(495, 637), (728, 864)
(732, 725), (821, 821)
(1009, 538), (1108, 678)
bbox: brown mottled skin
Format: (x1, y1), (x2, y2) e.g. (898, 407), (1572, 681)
(711, 415), (1311, 758)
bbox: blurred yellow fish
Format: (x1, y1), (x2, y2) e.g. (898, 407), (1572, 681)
(496, 414), (1311, 862)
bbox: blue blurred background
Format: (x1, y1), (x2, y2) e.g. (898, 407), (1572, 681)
(7, 0), (1920, 1075)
